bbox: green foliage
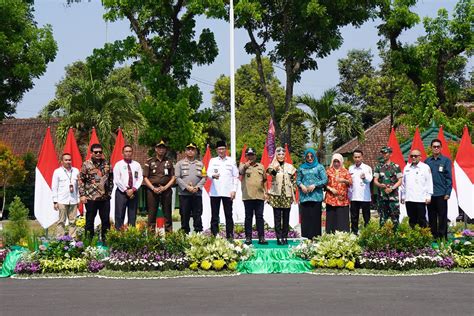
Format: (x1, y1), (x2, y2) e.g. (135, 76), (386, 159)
(39, 258), (88, 273)
(5, 152), (36, 216)
(359, 219), (433, 252)
(2, 196), (30, 247)
(0, 0), (57, 119)
(164, 231), (190, 255)
(234, 0), (379, 145)
(106, 227), (165, 253)
(39, 237), (84, 260)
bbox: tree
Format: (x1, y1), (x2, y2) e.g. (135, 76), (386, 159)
(210, 58), (308, 163)
(0, 0), (57, 120)
(233, 0), (379, 147)
(283, 89), (364, 163)
(85, 0), (226, 150)
(41, 61), (146, 153)
(0, 143), (27, 218)
(377, 0), (473, 112)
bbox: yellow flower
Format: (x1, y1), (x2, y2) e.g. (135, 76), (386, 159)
(336, 259), (345, 269)
(189, 262), (199, 270)
(75, 217), (86, 228)
(200, 260), (212, 270)
(328, 259), (337, 268)
(345, 261), (355, 270)
(213, 259), (226, 271)
(310, 259), (318, 267)
(227, 261), (238, 271)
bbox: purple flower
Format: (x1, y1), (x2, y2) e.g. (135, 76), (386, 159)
(462, 229), (474, 237)
(64, 246), (69, 251)
(75, 241), (84, 248)
(88, 260), (105, 273)
(14, 261), (41, 274)
(57, 235), (73, 242)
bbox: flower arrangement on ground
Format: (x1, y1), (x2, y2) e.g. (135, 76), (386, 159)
(292, 232), (361, 270)
(186, 233), (253, 271)
(450, 229), (473, 268)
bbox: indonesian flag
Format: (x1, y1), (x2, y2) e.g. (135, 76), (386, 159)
(238, 144), (247, 181)
(408, 127), (427, 162)
(260, 144), (272, 190)
(437, 126), (458, 223)
(34, 127), (59, 228)
(201, 144), (212, 230)
(109, 128), (125, 225)
(63, 128), (84, 215)
(85, 127), (100, 160)
(454, 126), (474, 219)
(202, 144), (212, 193)
(284, 143), (300, 227)
(387, 127), (406, 219)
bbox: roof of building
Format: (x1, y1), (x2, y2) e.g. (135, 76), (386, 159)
(333, 116), (410, 168)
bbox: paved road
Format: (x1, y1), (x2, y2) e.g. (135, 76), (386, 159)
(1, 273), (473, 315)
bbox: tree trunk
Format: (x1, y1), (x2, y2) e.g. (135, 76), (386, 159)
(1, 185), (6, 219)
(246, 27), (283, 142)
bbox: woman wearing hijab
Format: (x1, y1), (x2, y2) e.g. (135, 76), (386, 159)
(297, 148), (328, 239)
(267, 147), (297, 245)
(325, 153), (352, 233)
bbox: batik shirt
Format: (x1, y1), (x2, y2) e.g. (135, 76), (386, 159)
(79, 159), (113, 201)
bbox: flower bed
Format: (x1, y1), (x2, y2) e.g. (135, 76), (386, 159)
(450, 229), (473, 268)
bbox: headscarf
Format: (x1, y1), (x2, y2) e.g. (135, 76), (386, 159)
(329, 153), (344, 169)
(269, 146), (285, 168)
(300, 148), (319, 169)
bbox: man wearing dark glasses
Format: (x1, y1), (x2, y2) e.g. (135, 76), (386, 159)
(79, 143), (113, 242)
(401, 150), (433, 228)
(425, 139), (452, 239)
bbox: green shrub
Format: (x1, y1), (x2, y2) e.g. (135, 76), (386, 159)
(2, 196), (30, 246)
(359, 218), (433, 252)
(106, 227), (164, 252)
(164, 231), (190, 255)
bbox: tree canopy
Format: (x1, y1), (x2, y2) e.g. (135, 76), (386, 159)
(0, 0), (57, 120)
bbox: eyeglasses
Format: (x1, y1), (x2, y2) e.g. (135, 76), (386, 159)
(410, 155), (420, 158)
(432, 145), (441, 148)
(93, 151), (102, 154)
(306, 154), (314, 158)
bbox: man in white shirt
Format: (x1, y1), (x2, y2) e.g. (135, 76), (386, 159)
(207, 140), (238, 239)
(401, 149), (433, 228)
(52, 153), (80, 238)
(348, 150), (373, 234)
(113, 145), (143, 229)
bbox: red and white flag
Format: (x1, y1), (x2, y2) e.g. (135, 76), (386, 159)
(63, 128), (84, 215)
(408, 127), (427, 162)
(436, 126), (458, 223)
(201, 144), (212, 230)
(85, 127), (100, 161)
(454, 126), (474, 219)
(109, 128), (125, 224)
(387, 127), (406, 219)
(34, 127), (59, 228)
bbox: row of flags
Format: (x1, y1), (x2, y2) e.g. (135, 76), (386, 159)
(34, 128), (125, 228)
(34, 121), (473, 229)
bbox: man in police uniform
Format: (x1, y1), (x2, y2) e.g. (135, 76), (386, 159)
(373, 146), (403, 228)
(239, 147), (268, 245)
(143, 140), (176, 232)
(401, 149), (433, 228)
(175, 143), (206, 233)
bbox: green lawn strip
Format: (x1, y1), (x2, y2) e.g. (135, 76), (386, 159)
(307, 267), (474, 276)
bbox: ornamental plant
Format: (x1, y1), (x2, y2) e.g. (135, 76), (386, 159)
(39, 235), (84, 259)
(106, 227), (165, 253)
(306, 232), (361, 270)
(450, 229), (473, 268)
(359, 248), (453, 270)
(39, 258), (88, 273)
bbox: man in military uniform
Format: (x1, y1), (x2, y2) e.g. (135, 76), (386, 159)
(143, 140), (176, 232)
(175, 143), (206, 233)
(373, 146), (403, 228)
(239, 147), (268, 245)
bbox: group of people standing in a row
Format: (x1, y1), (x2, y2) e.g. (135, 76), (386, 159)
(51, 138), (452, 244)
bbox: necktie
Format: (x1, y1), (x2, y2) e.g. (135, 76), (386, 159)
(127, 161), (133, 189)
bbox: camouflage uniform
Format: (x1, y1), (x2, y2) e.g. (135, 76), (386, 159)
(374, 161), (402, 227)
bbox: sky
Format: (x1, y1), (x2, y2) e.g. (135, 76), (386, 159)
(15, 0), (465, 118)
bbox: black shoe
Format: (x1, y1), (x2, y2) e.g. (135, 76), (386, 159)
(258, 237), (268, 245)
(277, 238), (283, 245)
(282, 238), (288, 245)
(244, 238), (252, 245)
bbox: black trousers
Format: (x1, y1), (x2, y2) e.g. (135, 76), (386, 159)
(114, 190), (138, 230)
(427, 196), (448, 239)
(326, 205), (350, 234)
(179, 194), (203, 234)
(210, 196), (233, 238)
(243, 199), (265, 238)
(147, 188), (173, 232)
(350, 201), (371, 234)
(406, 201), (427, 229)
(85, 199), (110, 242)
(300, 201), (322, 239)
(273, 208), (290, 239)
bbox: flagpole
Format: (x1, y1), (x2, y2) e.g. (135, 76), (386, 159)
(230, 0), (236, 161)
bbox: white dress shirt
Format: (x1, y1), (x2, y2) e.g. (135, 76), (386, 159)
(207, 156), (238, 197)
(348, 163), (373, 202)
(401, 161), (433, 203)
(51, 167), (80, 204)
(113, 159), (144, 193)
